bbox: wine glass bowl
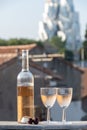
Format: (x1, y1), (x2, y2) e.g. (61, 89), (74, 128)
(57, 87), (73, 123)
(40, 87), (57, 123)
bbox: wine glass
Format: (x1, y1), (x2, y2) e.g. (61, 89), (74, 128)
(40, 87), (57, 124)
(57, 87), (73, 124)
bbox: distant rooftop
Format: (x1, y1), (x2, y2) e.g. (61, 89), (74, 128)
(0, 44), (36, 65)
(0, 44), (62, 81)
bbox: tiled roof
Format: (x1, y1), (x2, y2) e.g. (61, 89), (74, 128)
(0, 45), (61, 81)
(81, 68), (87, 98)
(30, 54), (84, 73)
(0, 44), (83, 73)
(57, 57), (84, 73)
(0, 56), (62, 80)
(0, 44), (36, 65)
(0, 44), (36, 53)
(0, 44), (83, 81)
(30, 61), (62, 80)
(0, 54), (16, 65)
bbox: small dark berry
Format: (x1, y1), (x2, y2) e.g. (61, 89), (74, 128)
(34, 117), (39, 124)
(35, 117), (39, 121)
(32, 119), (34, 123)
(28, 118), (33, 124)
(34, 120), (38, 124)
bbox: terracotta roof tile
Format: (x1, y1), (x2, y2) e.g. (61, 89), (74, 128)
(81, 68), (87, 98)
(0, 44), (36, 65)
(0, 54), (17, 65)
(0, 44), (36, 53)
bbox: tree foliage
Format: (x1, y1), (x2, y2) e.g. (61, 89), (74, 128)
(85, 24), (87, 40)
(83, 24), (87, 60)
(83, 41), (87, 60)
(49, 36), (66, 53)
(65, 49), (74, 61)
(0, 38), (43, 47)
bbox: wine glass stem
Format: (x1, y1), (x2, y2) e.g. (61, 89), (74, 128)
(62, 108), (66, 123)
(47, 107), (50, 123)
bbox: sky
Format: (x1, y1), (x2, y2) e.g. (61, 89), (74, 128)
(0, 0), (87, 40)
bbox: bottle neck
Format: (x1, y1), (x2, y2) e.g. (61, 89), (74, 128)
(22, 50), (29, 72)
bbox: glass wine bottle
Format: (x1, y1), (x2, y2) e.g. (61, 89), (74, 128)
(17, 50), (34, 122)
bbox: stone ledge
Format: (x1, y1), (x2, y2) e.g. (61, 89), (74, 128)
(0, 121), (87, 130)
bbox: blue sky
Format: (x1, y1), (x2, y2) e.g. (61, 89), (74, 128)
(0, 0), (87, 40)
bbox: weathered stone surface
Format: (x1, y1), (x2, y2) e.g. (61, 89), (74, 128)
(0, 121), (87, 129)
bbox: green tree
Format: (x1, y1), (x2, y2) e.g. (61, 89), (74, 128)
(49, 36), (66, 53)
(83, 24), (87, 60)
(65, 49), (74, 61)
(0, 39), (7, 46)
(85, 24), (87, 41)
(0, 38), (43, 47)
(83, 41), (87, 60)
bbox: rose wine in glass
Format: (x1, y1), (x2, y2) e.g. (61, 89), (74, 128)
(40, 88), (57, 123)
(57, 88), (73, 123)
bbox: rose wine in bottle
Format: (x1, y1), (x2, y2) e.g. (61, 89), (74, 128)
(17, 50), (34, 122)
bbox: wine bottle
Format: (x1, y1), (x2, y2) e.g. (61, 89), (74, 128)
(17, 50), (34, 122)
